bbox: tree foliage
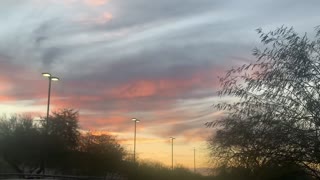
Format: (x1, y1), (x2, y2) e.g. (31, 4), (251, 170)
(0, 108), (125, 176)
(208, 26), (320, 179)
(74, 132), (125, 175)
(45, 109), (80, 151)
(0, 114), (43, 173)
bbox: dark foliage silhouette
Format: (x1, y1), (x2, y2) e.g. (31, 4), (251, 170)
(0, 109), (125, 176)
(208, 25), (320, 179)
(0, 114), (43, 173)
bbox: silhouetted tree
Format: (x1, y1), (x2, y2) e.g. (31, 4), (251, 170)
(44, 109), (80, 151)
(208, 25), (320, 179)
(0, 109), (129, 176)
(40, 109), (81, 173)
(0, 114), (43, 173)
(0, 109), (82, 174)
(73, 132), (125, 175)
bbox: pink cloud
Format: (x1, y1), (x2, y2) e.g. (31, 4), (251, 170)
(37, 65), (223, 119)
(0, 59), (223, 144)
(0, 77), (12, 93)
(0, 60), (49, 103)
(76, 12), (113, 25)
(84, 0), (109, 6)
(106, 66), (221, 100)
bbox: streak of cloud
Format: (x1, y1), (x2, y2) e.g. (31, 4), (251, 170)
(0, 0), (319, 168)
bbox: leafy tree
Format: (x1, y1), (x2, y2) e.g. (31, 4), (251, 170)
(44, 108), (80, 151)
(38, 109), (81, 174)
(208, 26), (320, 179)
(0, 109), (128, 176)
(73, 132), (125, 175)
(0, 114), (43, 173)
(0, 109), (81, 174)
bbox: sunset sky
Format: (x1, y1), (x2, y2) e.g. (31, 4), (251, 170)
(0, 0), (319, 172)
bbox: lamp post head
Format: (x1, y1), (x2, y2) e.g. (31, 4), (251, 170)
(42, 73), (59, 81)
(170, 137), (175, 140)
(51, 77), (59, 81)
(132, 118), (140, 122)
(42, 73), (51, 77)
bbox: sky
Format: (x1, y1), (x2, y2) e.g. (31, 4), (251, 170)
(0, 0), (319, 172)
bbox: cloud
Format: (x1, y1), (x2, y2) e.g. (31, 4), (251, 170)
(45, 62), (221, 111)
(77, 12), (113, 25)
(1, 0), (320, 167)
(83, 0), (109, 6)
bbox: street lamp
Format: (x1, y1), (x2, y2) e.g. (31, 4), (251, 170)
(194, 147), (196, 173)
(132, 118), (140, 163)
(170, 137), (175, 170)
(42, 73), (59, 128)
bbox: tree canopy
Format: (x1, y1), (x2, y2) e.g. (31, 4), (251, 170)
(0, 114), (43, 173)
(0, 109), (125, 176)
(208, 26), (320, 179)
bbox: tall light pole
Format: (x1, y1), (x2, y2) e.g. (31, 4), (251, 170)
(42, 73), (59, 128)
(170, 137), (175, 170)
(132, 118), (140, 163)
(194, 147), (196, 173)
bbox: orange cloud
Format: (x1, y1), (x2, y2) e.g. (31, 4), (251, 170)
(0, 95), (14, 102)
(0, 77), (12, 93)
(0, 60), (50, 103)
(13, 64), (224, 142)
(107, 66), (219, 100)
(79, 114), (130, 130)
(84, 0), (109, 6)
(0, 77), (15, 102)
(35, 65), (222, 118)
(120, 137), (168, 145)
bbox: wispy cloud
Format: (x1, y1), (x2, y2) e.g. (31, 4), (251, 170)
(0, 0), (319, 168)
(84, 0), (109, 6)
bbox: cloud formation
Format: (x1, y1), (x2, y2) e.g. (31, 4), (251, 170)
(0, 0), (319, 167)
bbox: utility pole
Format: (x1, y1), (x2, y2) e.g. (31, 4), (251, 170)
(170, 137), (175, 170)
(194, 147), (196, 173)
(132, 118), (140, 163)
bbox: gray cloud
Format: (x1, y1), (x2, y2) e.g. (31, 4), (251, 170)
(0, 0), (319, 141)
(88, 0), (221, 30)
